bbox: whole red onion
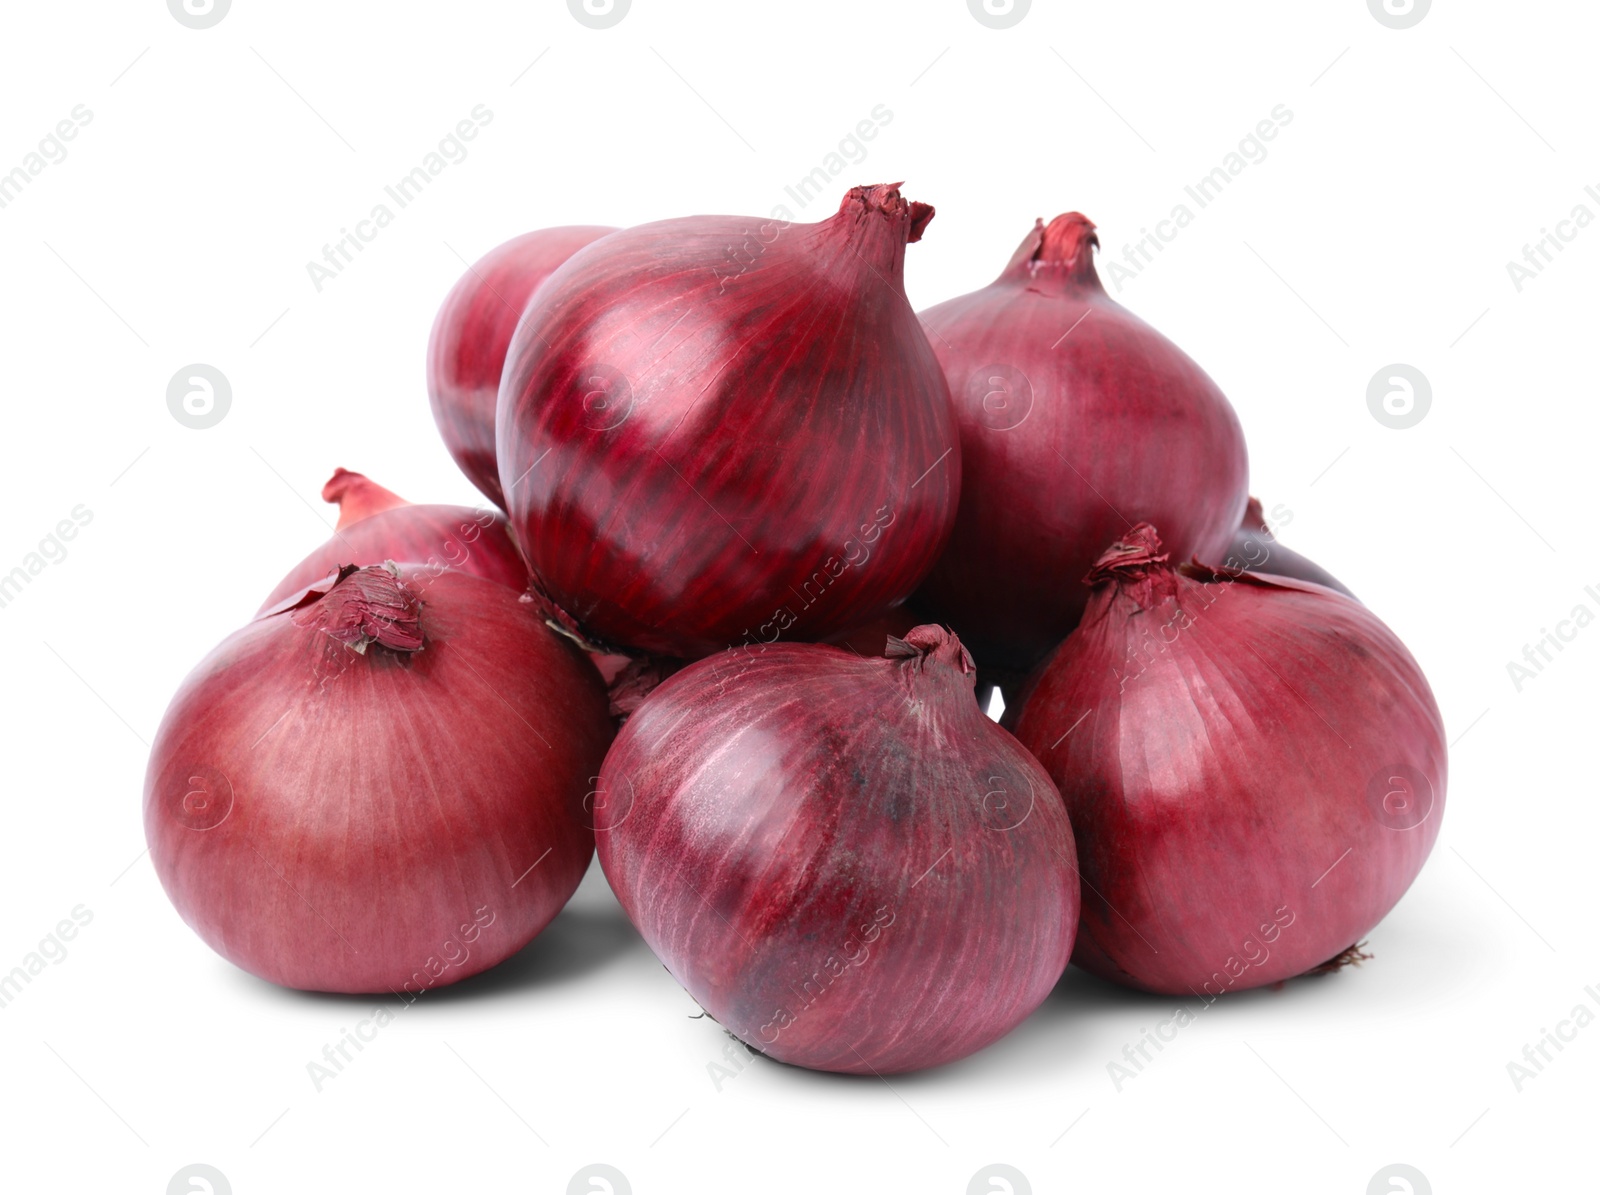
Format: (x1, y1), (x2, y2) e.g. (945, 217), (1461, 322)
(498, 183), (960, 659)
(147, 564), (613, 993)
(1009, 525), (1445, 996)
(257, 468), (528, 614)
(594, 626), (1078, 1074)
(1226, 497), (1353, 598)
(427, 226), (617, 508)
(916, 213), (1249, 671)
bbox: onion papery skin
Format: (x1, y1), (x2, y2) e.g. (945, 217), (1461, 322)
(595, 626), (1078, 1075)
(820, 608), (1006, 714)
(147, 565), (613, 994)
(497, 184), (960, 660)
(428, 227), (618, 508)
(1010, 525), (1446, 997)
(1225, 497), (1354, 598)
(916, 213), (1249, 672)
(257, 469), (529, 615)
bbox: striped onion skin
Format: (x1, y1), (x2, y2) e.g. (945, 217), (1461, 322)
(595, 626), (1078, 1075)
(146, 565), (613, 994)
(427, 226), (617, 509)
(497, 184), (959, 659)
(1010, 525), (1445, 996)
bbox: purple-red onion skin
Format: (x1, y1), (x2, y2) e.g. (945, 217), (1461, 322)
(427, 226), (617, 508)
(147, 566), (613, 994)
(497, 184), (960, 660)
(1010, 526), (1445, 996)
(916, 213), (1248, 671)
(1225, 497), (1354, 599)
(595, 627), (1078, 1075)
(257, 471), (529, 615)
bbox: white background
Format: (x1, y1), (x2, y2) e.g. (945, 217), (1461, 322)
(0, 1), (1594, 1192)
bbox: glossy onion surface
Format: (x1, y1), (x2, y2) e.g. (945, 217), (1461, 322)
(497, 184), (959, 659)
(917, 213), (1248, 671)
(427, 226), (617, 508)
(1010, 525), (1446, 996)
(595, 626), (1078, 1074)
(148, 565), (613, 993)
(257, 468), (528, 614)
(1224, 497), (1354, 598)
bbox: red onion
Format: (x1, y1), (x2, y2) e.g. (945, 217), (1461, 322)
(147, 564), (613, 993)
(1009, 525), (1445, 996)
(427, 226), (617, 508)
(498, 183), (960, 659)
(257, 468), (528, 614)
(916, 213), (1249, 671)
(594, 626), (1078, 1074)
(1226, 497), (1354, 598)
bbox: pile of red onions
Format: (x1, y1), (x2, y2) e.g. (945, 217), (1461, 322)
(497, 184), (959, 659)
(916, 213), (1248, 672)
(146, 564), (612, 993)
(143, 186), (1447, 1076)
(1008, 525), (1445, 995)
(594, 626), (1077, 1074)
